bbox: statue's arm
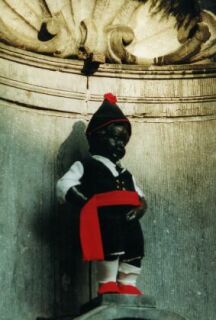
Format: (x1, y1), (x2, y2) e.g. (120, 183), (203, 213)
(56, 161), (87, 205)
(65, 186), (88, 206)
(126, 196), (147, 221)
(126, 176), (147, 221)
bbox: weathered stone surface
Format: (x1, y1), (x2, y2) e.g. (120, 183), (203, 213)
(0, 44), (216, 320)
(75, 294), (185, 320)
(0, 0), (215, 66)
(81, 293), (156, 314)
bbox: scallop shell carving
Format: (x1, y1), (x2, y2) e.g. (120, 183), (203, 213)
(0, 0), (215, 67)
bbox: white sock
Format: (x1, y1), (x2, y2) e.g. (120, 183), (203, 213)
(97, 258), (119, 284)
(118, 272), (138, 286)
(118, 262), (141, 286)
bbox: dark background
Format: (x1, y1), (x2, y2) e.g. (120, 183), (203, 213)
(201, 0), (216, 12)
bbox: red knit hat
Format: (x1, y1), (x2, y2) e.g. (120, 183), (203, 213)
(86, 93), (131, 136)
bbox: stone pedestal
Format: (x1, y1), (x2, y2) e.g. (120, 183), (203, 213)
(75, 295), (185, 320)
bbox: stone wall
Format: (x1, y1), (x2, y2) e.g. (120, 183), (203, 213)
(0, 43), (216, 320)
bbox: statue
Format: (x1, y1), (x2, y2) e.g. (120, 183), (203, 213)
(0, 0), (215, 67)
(56, 93), (147, 295)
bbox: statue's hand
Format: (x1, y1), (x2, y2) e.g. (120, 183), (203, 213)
(126, 197), (147, 221)
(65, 186), (88, 206)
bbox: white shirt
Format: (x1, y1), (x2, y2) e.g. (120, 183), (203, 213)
(56, 155), (144, 204)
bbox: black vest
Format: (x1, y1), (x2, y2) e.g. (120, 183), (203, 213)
(80, 157), (136, 198)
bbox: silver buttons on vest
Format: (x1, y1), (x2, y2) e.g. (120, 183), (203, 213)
(116, 178), (126, 190)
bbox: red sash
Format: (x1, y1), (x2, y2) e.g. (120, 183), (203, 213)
(80, 190), (141, 261)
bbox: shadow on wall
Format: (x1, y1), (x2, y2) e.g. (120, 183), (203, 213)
(55, 121), (91, 317)
(57, 120), (89, 177)
(34, 121), (91, 319)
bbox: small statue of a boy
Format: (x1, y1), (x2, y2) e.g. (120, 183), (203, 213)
(57, 93), (147, 295)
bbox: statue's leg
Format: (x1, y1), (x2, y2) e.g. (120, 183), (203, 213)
(96, 257), (120, 294)
(118, 260), (143, 295)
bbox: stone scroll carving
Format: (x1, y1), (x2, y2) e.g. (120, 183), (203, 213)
(0, 0), (215, 66)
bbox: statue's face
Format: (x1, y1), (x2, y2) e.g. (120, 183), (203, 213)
(89, 123), (130, 163)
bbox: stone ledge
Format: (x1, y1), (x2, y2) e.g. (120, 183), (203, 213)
(80, 294), (156, 314)
(74, 294), (186, 320)
(1, 43), (216, 79)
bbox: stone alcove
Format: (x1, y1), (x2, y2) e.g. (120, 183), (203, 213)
(0, 1), (216, 320)
(0, 40), (216, 320)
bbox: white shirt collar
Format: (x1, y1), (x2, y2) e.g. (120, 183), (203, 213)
(92, 155), (125, 177)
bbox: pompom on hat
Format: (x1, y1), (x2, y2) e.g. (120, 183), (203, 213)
(86, 93), (131, 136)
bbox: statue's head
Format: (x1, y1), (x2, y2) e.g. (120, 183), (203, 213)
(86, 93), (131, 163)
(87, 122), (130, 163)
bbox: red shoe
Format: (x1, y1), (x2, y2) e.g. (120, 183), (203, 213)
(118, 283), (143, 295)
(98, 281), (120, 295)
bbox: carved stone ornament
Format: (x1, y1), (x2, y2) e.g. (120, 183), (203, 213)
(0, 0), (215, 66)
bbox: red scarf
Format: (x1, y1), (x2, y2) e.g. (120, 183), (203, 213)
(80, 190), (141, 261)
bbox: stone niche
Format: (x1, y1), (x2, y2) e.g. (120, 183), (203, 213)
(0, 42), (216, 320)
